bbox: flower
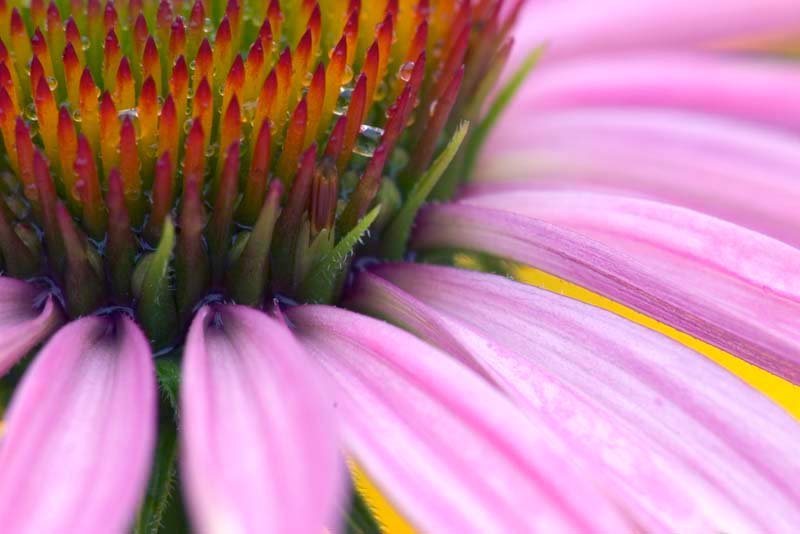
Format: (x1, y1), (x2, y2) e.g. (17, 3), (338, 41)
(0, 0), (798, 533)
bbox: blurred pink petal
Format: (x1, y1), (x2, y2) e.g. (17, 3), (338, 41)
(289, 305), (628, 533)
(347, 264), (800, 531)
(0, 277), (61, 376)
(181, 305), (343, 534)
(473, 108), (800, 247)
(511, 0), (800, 65)
(0, 315), (156, 533)
(507, 53), (800, 131)
(411, 202), (800, 384)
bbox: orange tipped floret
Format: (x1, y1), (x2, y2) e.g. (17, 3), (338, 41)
(0, 62), (17, 114)
(119, 116), (143, 223)
(99, 91), (121, 175)
(138, 76), (159, 179)
(31, 28), (55, 81)
(74, 134), (106, 238)
(266, 0), (282, 47)
(0, 88), (17, 170)
(213, 17), (233, 87)
(252, 70), (276, 155)
(10, 9), (32, 89)
(361, 42), (379, 107)
(243, 38), (265, 104)
(304, 63), (325, 148)
(338, 73), (367, 173)
(34, 75), (59, 166)
(79, 68), (101, 154)
(192, 38), (213, 92)
(216, 95), (241, 182)
(238, 118), (270, 224)
(157, 94), (179, 180)
(275, 98), (307, 187)
(375, 12), (394, 88)
(289, 30), (312, 105)
(156, 0), (173, 51)
(319, 35), (346, 138)
(187, 0), (205, 58)
(182, 118), (205, 191)
(169, 56), (189, 129)
(310, 158), (338, 235)
(57, 107), (79, 208)
(192, 76), (213, 148)
(103, 1), (118, 33)
(270, 48), (292, 136)
(222, 54), (244, 118)
(144, 151), (172, 243)
(47, 0), (66, 82)
(169, 17), (187, 67)
(343, 7), (359, 69)
(225, 0), (241, 50)
(29, 56), (46, 98)
(64, 17), (85, 66)
(142, 36), (162, 95)
(115, 57), (136, 110)
(63, 43), (82, 110)
(133, 14), (149, 68)
(103, 29), (122, 92)
(307, 4), (322, 59)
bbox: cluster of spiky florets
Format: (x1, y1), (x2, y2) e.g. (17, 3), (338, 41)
(0, 0), (519, 347)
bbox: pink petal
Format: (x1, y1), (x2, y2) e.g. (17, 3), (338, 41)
(348, 263), (800, 531)
(507, 52), (800, 132)
(0, 314), (156, 533)
(0, 277), (62, 376)
(472, 108), (800, 247)
(411, 202), (800, 384)
(181, 305), (343, 534)
(510, 0), (800, 65)
(288, 304), (629, 533)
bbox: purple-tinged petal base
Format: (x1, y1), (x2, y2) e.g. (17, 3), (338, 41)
(0, 315), (156, 534)
(0, 277), (62, 376)
(181, 305), (344, 534)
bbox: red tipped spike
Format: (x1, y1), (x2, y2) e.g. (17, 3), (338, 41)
(144, 151), (173, 244)
(338, 73), (367, 173)
(74, 134), (106, 237)
(304, 63), (325, 148)
(99, 91), (120, 174)
(157, 94), (179, 179)
(182, 118), (205, 191)
(106, 168), (135, 301)
(275, 98), (307, 187)
(119, 116), (142, 223)
(238, 118), (271, 224)
(169, 56), (189, 127)
(208, 141), (240, 281)
(192, 76), (213, 148)
(143, 36), (161, 95)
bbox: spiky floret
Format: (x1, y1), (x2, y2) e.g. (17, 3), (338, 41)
(0, 0), (520, 346)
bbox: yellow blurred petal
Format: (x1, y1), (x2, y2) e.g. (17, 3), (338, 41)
(350, 460), (415, 534)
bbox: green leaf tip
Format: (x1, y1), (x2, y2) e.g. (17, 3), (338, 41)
(299, 205), (382, 304)
(381, 121), (470, 260)
(136, 217), (178, 349)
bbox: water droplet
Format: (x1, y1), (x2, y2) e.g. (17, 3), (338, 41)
(47, 76), (58, 90)
(341, 64), (354, 85)
(118, 108), (139, 124)
(81, 35), (90, 50)
(25, 103), (38, 121)
(429, 99), (438, 117)
(303, 71), (313, 87)
(183, 118), (193, 133)
(397, 61), (415, 82)
(242, 100), (257, 121)
(353, 124), (384, 157)
(205, 142), (218, 157)
(72, 108), (82, 122)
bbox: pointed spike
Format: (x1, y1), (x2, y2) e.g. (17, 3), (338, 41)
(106, 169), (135, 302)
(183, 118), (206, 192)
(238, 118), (271, 225)
(227, 180), (282, 306)
(74, 134), (106, 238)
(337, 73), (367, 173)
(304, 62), (326, 148)
(79, 68), (101, 154)
(275, 98), (307, 188)
(57, 106), (80, 210)
(192, 76), (213, 149)
(58, 202), (104, 317)
(176, 173), (208, 325)
(144, 152), (173, 244)
(208, 141), (240, 282)
(119, 116), (143, 224)
(99, 91), (120, 175)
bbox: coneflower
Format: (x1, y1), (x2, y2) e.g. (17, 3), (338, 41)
(0, 0), (799, 533)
